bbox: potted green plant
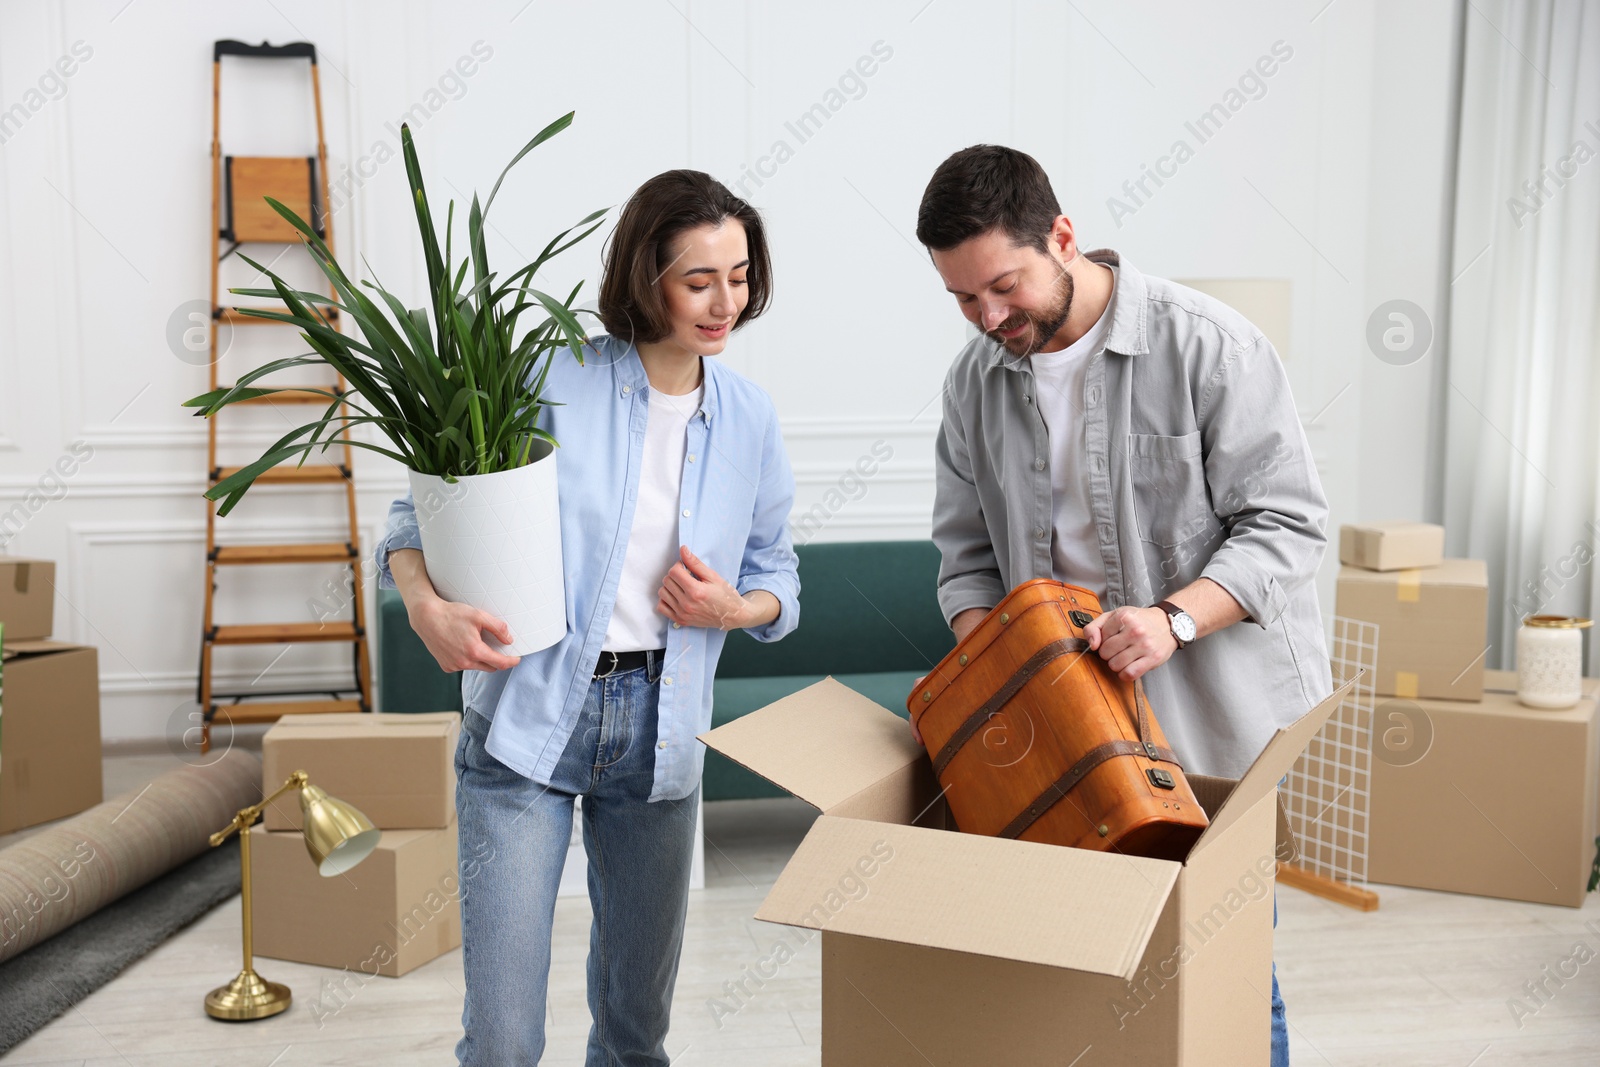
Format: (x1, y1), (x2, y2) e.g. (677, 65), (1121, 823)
(185, 113), (604, 655)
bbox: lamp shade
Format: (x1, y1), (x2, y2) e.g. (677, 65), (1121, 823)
(298, 783), (381, 876)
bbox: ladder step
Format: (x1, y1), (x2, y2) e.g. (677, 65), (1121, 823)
(211, 622), (360, 645)
(213, 464), (348, 485)
(218, 304), (339, 325)
(224, 386), (343, 406)
(210, 698), (364, 724)
(213, 542), (356, 565)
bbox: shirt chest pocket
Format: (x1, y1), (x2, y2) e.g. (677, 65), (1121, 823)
(1127, 430), (1213, 547)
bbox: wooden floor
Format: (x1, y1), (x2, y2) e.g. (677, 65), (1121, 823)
(2, 748), (1598, 1065)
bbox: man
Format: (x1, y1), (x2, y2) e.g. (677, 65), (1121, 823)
(915, 144), (1332, 1067)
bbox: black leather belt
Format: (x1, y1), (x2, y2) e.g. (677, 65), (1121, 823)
(594, 649), (665, 678)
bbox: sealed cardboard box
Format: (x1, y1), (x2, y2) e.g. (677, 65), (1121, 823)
(700, 676), (1350, 1066)
(1338, 522), (1445, 572)
(0, 559), (55, 641)
(0, 640), (101, 834)
(261, 712), (459, 832)
(249, 819), (462, 976)
(1367, 671), (1598, 907)
(1335, 559), (1488, 701)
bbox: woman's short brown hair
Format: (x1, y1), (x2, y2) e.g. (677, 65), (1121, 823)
(598, 170), (772, 344)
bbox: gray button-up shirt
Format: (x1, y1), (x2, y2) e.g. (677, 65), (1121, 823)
(933, 249), (1332, 779)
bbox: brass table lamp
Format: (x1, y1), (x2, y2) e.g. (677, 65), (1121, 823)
(204, 769), (381, 1021)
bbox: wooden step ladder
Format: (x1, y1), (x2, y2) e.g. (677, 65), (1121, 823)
(199, 39), (370, 752)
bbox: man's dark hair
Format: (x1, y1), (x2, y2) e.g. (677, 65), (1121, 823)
(915, 144), (1061, 255)
(599, 169), (772, 343)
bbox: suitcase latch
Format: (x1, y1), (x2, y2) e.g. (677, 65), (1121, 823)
(1069, 610), (1094, 628)
(1146, 767), (1175, 789)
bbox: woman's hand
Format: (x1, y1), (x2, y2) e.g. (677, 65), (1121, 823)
(408, 594), (522, 674)
(657, 546), (757, 631)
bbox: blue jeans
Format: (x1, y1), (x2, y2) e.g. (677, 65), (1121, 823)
(453, 650), (701, 1066)
(1272, 891), (1288, 1066)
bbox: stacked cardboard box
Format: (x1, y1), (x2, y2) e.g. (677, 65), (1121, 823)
(1367, 671), (1598, 907)
(251, 712), (463, 976)
(0, 558), (102, 835)
(1335, 523), (1599, 907)
(1335, 524), (1486, 700)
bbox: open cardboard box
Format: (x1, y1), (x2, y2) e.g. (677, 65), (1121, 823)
(700, 675), (1355, 1066)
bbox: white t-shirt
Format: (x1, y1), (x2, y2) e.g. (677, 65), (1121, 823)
(1028, 299), (1113, 596)
(603, 380), (704, 651)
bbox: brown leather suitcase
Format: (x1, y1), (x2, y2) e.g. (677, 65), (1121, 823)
(908, 579), (1209, 861)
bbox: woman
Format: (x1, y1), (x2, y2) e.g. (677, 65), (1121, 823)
(375, 170), (799, 1065)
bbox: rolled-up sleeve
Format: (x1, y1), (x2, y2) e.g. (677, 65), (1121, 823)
(373, 491), (424, 590)
(1197, 334), (1329, 628)
(933, 369), (1005, 626)
(735, 410), (800, 643)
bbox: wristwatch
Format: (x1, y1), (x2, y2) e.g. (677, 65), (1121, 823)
(1156, 600), (1197, 649)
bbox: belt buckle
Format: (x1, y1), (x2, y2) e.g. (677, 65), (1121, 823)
(595, 650), (619, 678)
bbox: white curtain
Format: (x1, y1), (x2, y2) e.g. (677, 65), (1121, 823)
(1443, 0), (1600, 670)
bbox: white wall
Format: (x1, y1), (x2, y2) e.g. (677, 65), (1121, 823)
(0, 0), (1462, 743)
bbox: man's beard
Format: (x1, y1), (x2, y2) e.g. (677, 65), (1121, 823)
(988, 269), (1075, 356)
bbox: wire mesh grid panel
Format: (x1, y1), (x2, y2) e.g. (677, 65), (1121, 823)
(1282, 617), (1377, 885)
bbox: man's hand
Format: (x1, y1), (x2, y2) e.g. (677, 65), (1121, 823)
(408, 595), (522, 674)
(658, 546), (752, 630)
(1084, 605), (1177, 682)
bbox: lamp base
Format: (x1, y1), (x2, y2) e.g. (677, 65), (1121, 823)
(204, 967), (291, 1021)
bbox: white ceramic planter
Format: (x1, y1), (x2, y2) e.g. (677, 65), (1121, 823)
(407, 443), (567, 656)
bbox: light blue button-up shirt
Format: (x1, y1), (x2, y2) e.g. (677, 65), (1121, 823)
(374, 334), (800, 801)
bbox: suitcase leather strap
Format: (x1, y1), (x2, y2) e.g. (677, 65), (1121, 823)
(930, 636), (1089, 777)
(998, 679), (1183, 841)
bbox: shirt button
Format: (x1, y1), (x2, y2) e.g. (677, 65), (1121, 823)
(663, 676), (672, 685)
(671, 621), (681, 629)
(687, 454), (696, 463)
(682, 509), (691, 518)
(1033, 458), (1045, 471)
(622, 385), (631, 395)
(1024, 393), (1033, 404)
(658, 741), (668, 749)
(1034, 526), (1046, 539)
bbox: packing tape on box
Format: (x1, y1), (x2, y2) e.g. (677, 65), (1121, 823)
(12, 562), (28, 593)
(1394, 569), (1422, 602)
(1394, 671), (1419, 699)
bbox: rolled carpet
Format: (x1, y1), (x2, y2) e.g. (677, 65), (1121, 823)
(0, 748), (262, 963)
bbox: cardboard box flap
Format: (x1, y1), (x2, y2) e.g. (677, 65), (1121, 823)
(698, 678), (924, 812)
(1188, 675), (1358, 859)
(757, 815), (1180, 981)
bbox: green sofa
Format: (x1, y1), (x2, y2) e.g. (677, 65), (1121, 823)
(375, 539), (954, 801)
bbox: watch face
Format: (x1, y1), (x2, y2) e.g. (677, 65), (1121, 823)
(1171, 611), (1197, 644)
